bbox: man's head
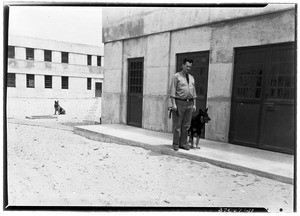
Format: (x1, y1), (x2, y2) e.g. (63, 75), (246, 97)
(182, 58), (193, 74)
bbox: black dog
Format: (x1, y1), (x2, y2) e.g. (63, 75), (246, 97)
(54, 100), (66, 115)
(188, 108), (211, 149)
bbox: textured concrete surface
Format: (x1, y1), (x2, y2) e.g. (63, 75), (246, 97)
(73, 124), (294, 184)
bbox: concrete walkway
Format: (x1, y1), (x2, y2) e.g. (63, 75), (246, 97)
(73, 124), (294, 185)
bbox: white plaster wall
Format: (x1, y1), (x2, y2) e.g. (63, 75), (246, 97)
(101, 41), (123, 124)
(143, 96), (166, 131)
(15, 47), (25, 60)
(145, 34), (170, 95)
(69, 53), (86, 65)
(170, 26), (211, 69)
(9, 35), (103, 56)
(103, 5), (295, 42)
(102, 93), (121, 124)
(35, 49), (44, 62)
(92, 56), (97, 66)
(210, 10), (295, 64)
(143, 32), (170, 131)
(8, 59), (104, 78)
(53, 76), (61, 91)
(205, 63), (233, 141)
(52, 51), (61, 63)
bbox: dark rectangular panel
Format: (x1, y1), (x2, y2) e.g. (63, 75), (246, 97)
(127, 58), (143, 127)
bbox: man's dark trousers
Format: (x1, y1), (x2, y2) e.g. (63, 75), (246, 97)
(172, 99), (194, 148)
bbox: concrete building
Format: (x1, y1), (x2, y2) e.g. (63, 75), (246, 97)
(7, 35), (104, 123)
(102, 5), (296, 154)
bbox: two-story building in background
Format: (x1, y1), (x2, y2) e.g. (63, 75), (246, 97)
(7, 35), (104, 123)
(101, 4), (295, 154)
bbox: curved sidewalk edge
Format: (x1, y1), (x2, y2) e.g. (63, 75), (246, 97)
(73, 125), (294, 185)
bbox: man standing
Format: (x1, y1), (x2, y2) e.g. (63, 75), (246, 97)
(169, 58), (197, 151)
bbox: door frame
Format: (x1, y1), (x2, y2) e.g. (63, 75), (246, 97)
(126, 57), (144, 127)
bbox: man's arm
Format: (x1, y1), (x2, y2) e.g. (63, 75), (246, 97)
(169, 75), (178, 111)
(193, 98), (196, 112)
(192, 76), (197, 112)
(171, 97), (177, 111)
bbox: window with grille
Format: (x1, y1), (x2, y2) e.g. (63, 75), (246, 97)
(26, 74), (35, 88)
(26, 48), (34, 60)
(7, 73), (16, 87)
(61, 52), (69, 63)
(8, 46), (15, 58)
(236, 65), (263, 99)
(87, 78), (91, 90)
(61, 76), (68, 89)
(87, 55), (92, 65)
(44, 50), (52, 62)
(45, 75), (52, 88)
(128, 60), (143, 94)
(97, 56), (101, 66)
(267, 48), (294, 100)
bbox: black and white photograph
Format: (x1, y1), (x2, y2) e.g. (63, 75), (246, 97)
(3, 1), (296, 213)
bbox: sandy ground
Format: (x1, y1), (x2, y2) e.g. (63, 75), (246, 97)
(6, 120), (294, 212)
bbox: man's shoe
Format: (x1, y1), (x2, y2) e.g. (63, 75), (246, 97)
(179, 145), (190, 150)
(173, 144), (179, 151)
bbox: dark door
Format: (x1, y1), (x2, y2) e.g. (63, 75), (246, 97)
(127, 58), (144, 127)
(260, 44), (295, 154)
(230, 43), (295, 154)
(95, 82), (102, 97)
(176, 51), (209, 137)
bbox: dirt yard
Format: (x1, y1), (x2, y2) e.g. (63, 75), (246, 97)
(6, 120), (294, 212)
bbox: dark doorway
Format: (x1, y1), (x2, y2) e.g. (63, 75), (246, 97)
(176, 51), (209, 137)
(95, 82), (102, 97)
(229, 43), (295, 154)
(127, 58), (144, 127)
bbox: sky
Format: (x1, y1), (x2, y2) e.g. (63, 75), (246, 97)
(8, 6), (103, 46)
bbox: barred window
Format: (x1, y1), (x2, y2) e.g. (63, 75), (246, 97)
(7, 73), (16, 87)
(45, 75), (52, 88)
(44, 50), (52, 62)
(87, 55), (92, 65)
(87, 78), (91, 90)
(26, 48), (34, 60)
(61, 76), (68, 89)
(26, 74), (35, 88)
(61, 52), (69, 63)
(97, 56), (101, 66)
(8, 46), (15, 58)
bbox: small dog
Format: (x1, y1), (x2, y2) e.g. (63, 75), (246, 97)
(188, 108), (211, 149)
(54, 100), (66, 115)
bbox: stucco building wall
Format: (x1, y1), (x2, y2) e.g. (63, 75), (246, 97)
(102, 5), (295, 142)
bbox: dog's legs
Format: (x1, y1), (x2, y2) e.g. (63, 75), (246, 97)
(196, 136), (200, 149)
(190, 131), (195, 149)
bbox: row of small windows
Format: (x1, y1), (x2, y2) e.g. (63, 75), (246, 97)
(7, 73), (92, 90)
(8, 46), (102, 66)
